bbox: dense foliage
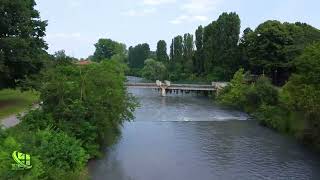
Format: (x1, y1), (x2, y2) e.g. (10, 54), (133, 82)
(128, 12), (320, 86)
(92, 38), (126, 62)
(0, 0), (48, 88)
(0, 61), (137, 179)
(244, 21), (320, 85)
(219, 42), (320, 149)
(283, 42), (320, 148)
(156, 40), (169, 63)
(142, 58), (167, 81)
(128, 43), (150, 69)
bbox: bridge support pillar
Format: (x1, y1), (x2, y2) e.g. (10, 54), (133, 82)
(161, 87), (166, 97)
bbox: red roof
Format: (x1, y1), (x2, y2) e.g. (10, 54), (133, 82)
(77, 60), (91, 65)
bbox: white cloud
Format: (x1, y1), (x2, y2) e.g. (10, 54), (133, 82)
(181, 0), (222, 14)
(143, 0), (177, 6)
(169, 15), (209, 24)
(122, 8), (156, 17)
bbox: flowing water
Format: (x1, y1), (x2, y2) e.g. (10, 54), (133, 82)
(89, 77), (320, 180)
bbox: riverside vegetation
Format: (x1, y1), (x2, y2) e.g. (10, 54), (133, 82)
(1, 0), (320, 179)
(0, 1), (137, 179)
(218, 42), (320, 150)
(121, 13), (320, 151)
(0, 60), (137, 179)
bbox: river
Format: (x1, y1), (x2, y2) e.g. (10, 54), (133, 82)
(89, 77), (320, 180)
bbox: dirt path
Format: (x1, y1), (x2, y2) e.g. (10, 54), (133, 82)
(1, 105), (39, 128)
(1, 114), (21, 128)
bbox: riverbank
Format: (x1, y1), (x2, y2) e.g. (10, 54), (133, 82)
(217, 69), (320, 151)
(0, 89), (39, 120)
(0, 61), (137, 179)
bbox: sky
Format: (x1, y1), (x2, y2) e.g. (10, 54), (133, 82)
(35, 0), (320, 59)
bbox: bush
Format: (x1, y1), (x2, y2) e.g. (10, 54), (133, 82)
(218, 69), (249, 109)
(0, 132), (45, 180)
(20, 109), (54, 130)
(254, 104), (291, 132)
(0, 128), (88, 179)
(244, 76), (279, 111)
(142, 59), (167, 81)
(34, 129), (89, 178)
(127, 68), (143, 77)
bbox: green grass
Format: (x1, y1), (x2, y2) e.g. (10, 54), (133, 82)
(0, 89), (39, 120)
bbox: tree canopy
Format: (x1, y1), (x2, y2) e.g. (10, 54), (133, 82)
(128, 43), (150, 69)
(243, 21), (320, 85)
(92, 38), (126, 62)
(142, 58), (167, 81)
(156, 40), (169, 63)
(0, 0), (48, 88)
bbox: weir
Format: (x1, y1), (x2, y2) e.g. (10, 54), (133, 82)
(126, 80), (228, 96)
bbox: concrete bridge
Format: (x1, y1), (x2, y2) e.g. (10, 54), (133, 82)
(126, 80), (228, 96)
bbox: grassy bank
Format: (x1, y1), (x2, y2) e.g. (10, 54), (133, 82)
(0, 89), (39, 120)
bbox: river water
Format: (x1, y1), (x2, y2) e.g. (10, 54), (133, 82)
(89, 77), (320, 180)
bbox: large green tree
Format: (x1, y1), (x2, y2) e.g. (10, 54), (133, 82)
(203, 12), (241, 80)
(195, 25), (204, 75)
(92, 38), (126, 62)
(244, 21), (320, 85)
(0, 0), (48, 88)
(156, 40), (169, 63)
(169, 36), (183, 77)
(284, 42), (320, 148)
(182, 33), (194, 74)
(128, 43), (150, 69)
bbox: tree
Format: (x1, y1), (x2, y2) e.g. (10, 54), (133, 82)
(92, 38), (126, 62)
(30, 61), (137, 157)
(142, 58), (167, 81)
(0, 0), (48, 88)
(283, 42), (320, 147)
(218, 68), (248, 108)
(183, 33), (194, 74)
(128, 43), (150, 69)
(169, 36), (183, 78)
(170, 39), (174, 60)
(202, 12), (241, 80)
(244, 21), (320, 85)
(53, 50), (76, 65)
(237, 27), (253, 71)
(203, 21), (216, 75)
(195, 26), (204, 75)
(156, 40), (169, 63)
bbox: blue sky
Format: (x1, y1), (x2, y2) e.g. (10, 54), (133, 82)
(35, 0), (320, 58)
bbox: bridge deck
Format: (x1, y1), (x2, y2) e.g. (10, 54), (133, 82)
(125, 83), (225, 91)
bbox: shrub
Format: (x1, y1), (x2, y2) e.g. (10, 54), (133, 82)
(34, 129), (89, 178)
(20, 109), (54, 130)
(142, 59), (167, 81)
(254, 104), (290, 132)
(0, 133), (45, 180)
(0, 128), (88, 179)
(244, 76), (279, 111)
(218, 68), (249, 109)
